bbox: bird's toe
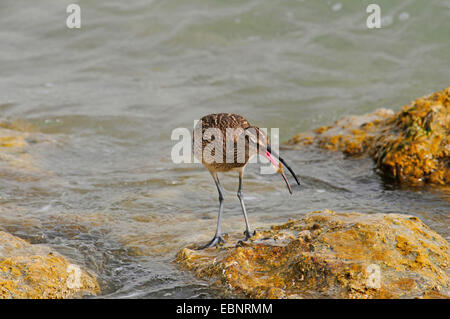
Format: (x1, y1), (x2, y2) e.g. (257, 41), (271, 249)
(235, 230), (255, 247)
(243, 230), (256, 240)
(198, 234), (226, 250)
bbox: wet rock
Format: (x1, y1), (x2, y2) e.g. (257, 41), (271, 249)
(0, 119), (55, 173)
(0, 231), (99, 298)
(287, 87), (450, 186)
(0, 124), (35, 172)
(175, 210), (449, 299)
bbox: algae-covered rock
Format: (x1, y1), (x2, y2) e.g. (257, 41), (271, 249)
(287, 87), (450, 186)
(176, 210), (449, 299)
(0, 119), (54, 173)
(0, 125), (35, 172)
(0, 231), (99, 298)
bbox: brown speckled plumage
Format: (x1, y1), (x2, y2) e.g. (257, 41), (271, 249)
(193, 113), (266, 172)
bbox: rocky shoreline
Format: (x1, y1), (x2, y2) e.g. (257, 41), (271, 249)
(1, 88), (449, 298)
(0, 120), (99, 298)
(176, 210), (449, 299)
(0, 231), (99, 298)
(286, 87), (449, 186)
(176, 87), (449, 299)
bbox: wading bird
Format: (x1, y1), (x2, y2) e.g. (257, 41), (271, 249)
(193, 113), (300, 249)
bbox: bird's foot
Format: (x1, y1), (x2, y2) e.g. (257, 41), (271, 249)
(199, 234), (226, 249)
(243, 229), (255, 240)
(236, 230), (256, 247)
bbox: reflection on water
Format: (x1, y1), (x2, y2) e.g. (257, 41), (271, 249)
(0, 0), (449, 298)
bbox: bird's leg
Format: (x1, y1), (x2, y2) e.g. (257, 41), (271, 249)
(200, 173), (226, 249)
(237, 170), (254, 243)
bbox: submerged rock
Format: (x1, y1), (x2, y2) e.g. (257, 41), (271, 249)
(0, 231), (99, 298)
(0, 119), (55, 173)
(287, 87), (450, 186)
(0, 124), (35, 172)
(176, 210), (449, 299)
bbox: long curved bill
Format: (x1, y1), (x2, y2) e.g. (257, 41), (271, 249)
(261, 149), (293, 195)
(266, 145), (301, 186)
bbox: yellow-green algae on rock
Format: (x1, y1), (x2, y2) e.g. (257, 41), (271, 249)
(0, 122), (35, 172)
(0, 119), (54, 173)
(287, 87), (450, 186)
(0, 231), (99, 298)
(176, 210), (449, 299)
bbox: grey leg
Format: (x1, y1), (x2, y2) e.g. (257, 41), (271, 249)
(200, 172), (226, 249)
(237, 170), (253, 241)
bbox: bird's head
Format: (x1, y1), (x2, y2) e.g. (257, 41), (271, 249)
(244, 126), (268, 154)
